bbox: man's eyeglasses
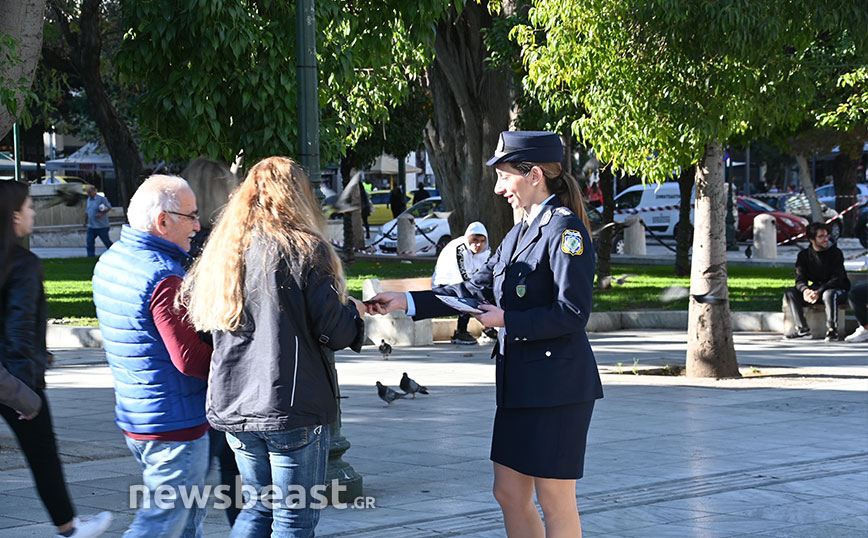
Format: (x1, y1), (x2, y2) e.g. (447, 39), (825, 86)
(166, 210), (199, 221)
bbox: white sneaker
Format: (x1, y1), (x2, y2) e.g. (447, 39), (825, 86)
(57, 512), (112, 538)
(844, 325), (868, 343)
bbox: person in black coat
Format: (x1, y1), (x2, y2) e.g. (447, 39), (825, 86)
(784, 222), (851, 341)
(367, 131), (602, 537)
(181, 157), (366, 537)
(388, 185), (406, 219)
(411, 181), (431, 205)
(0, 180), (112, 537)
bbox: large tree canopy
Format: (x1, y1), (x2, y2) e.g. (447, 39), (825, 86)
(116, 0), (450, 165)
(516, 1), (868, 183)
(516, 0), (868, 376)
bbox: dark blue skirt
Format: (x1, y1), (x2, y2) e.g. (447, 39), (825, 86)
(490, 400), (595, 480)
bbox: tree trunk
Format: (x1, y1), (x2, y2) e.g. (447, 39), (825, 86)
(423, 2), (513, 247)
(596, 164), (614, 289)
(0, 0), (45, 138)
(76, 0), (144, 207)
(686, 141), (739, 378)
(832, 142), (861, 236)
(674, 165), (695, 276)
(794, 153), (823, 224)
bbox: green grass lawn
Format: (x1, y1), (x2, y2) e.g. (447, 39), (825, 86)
(42, 257), (793, 326)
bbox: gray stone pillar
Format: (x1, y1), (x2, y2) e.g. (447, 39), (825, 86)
(623, 216), (646, 255)
(397, 213), (415, 255)
(753, 214), (777, 259)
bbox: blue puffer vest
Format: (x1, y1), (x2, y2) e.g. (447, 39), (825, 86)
(92, 225), (207, 433)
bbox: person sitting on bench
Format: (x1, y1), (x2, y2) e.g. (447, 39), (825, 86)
(784, 222), (850, 342)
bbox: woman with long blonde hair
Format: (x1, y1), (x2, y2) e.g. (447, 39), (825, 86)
(182, 157), (366, 538)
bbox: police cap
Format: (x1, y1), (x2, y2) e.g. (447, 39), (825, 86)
(486, 131), (563, 166)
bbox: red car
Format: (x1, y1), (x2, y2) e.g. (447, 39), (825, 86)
(737, 196), (808, 243)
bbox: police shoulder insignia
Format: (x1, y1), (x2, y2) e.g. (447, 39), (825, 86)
(555, 207), (572, 216)
(561, 229), (584, 256)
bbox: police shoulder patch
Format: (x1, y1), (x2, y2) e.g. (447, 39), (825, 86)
(555, 207), (572, 217)
(560, 229), (584, 256)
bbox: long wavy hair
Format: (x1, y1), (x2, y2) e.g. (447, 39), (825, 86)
(513, 161), (592, 237)
(181, 157), (346, 332)
(0, 181), (30, 287)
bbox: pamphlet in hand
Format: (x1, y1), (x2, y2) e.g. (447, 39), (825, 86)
(436, 295), (484, 314)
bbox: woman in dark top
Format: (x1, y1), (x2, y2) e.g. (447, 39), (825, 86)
(0, 180), (111, 538)
(181, 157), (366, 537)
(367, 131), (603, 537)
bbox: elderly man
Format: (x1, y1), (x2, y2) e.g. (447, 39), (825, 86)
(784, 222), (851, 342)
(84, 185), (113, 257)
(92, 176), (212, 538)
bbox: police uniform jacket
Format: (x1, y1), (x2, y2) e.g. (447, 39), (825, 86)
(411, 197), (603, 409)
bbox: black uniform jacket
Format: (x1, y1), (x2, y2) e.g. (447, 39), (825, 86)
(0, 245), (48, 391)
(412, 198), (604, 409)
(208, 238), (365, 432)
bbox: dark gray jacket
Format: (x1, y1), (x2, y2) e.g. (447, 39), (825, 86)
(1, 246), (48, 391)
(207, 238), (364, 432)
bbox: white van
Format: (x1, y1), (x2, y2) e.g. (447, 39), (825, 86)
(602, 182), (693, 236)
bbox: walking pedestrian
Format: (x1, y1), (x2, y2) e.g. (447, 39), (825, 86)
(181, 156), (367, 537)
(92, 175), (212, 538)
(0, 180), (112, 538)
(367, 131), (602, 537)
(84, 185), (113, 257)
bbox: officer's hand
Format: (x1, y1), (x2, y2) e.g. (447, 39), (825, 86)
(348, 297), (366, 317)
(474, 304), (504, 328)
(803, 289), (818, 303)
(365, 292), (407, 315)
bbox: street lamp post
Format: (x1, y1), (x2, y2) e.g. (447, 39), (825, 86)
(295, 0), (362, 504)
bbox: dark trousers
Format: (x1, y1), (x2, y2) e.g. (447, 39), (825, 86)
(848, 280), (868, 326)
(0, 389), (74, 526)
(785, 286), (848, 330)
(86, 226), (112, 257)
(208, 429), (240, 526)
(457, 313), (470, 333)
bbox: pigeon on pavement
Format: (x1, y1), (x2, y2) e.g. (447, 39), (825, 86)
(399, 372), (429, 399)
(376, 382), (405, 406)
(379, 340), (392, 360)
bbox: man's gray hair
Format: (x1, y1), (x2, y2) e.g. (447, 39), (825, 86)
(127, 175), (192, 232)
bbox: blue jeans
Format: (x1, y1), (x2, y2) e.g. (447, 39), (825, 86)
(124, 434), (209, 538)
(226, 425), (330, 538)
(86, 226), (112, 257)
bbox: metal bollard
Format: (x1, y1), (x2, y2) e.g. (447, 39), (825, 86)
(397, 213), (415, 255)
(753, 214), (777, 259)
(623, 216), (646, 255)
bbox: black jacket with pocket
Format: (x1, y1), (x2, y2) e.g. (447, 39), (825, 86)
(207, 238), (364, 432)
(0, 246), (48, 391)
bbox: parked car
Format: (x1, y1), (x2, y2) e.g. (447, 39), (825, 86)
(374, 196), (451, 255)
(855, 199), (868, 248)
(736, 196), (808, 243)
(599, 182), (694, 237)
(782, 194), (841, 240)
(814, 183), (868, 209)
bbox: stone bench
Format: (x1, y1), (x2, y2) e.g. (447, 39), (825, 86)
(782, 295), (849, 340)
(362, 277), (434, 346)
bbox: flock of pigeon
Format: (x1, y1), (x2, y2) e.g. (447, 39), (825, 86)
(374, 340), (429, 407)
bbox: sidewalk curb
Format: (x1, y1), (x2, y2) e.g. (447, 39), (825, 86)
(52, 309), (863, 348)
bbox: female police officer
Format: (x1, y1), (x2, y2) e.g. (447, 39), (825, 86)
(367, 131), (603, 537)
